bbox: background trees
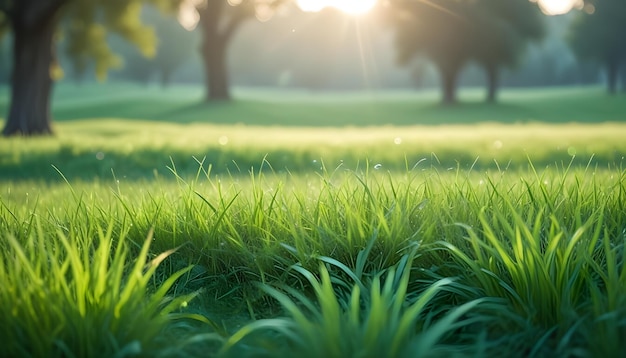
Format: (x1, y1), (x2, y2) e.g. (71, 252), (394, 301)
(390, 0), (545, 104)
(184, 0), (285, 101)
(117, 6), (197, 87)
(569, 0), (626, 94)
(392, 0), (472, 104)
(1, 0), (622, 137)
(0, 0), (181, 136)
(471, 0), (544, 102)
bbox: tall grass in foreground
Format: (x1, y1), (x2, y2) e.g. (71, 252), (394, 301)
(219, 244), (495, 358)
(432, 165), (626, 356)
(0, 224), (196, 357)
(1, 162), (625, 356)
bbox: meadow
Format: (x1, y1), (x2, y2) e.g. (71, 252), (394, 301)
(1, 83), (626, 357)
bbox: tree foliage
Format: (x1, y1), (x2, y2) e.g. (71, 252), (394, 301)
(0, 0), (182, 135)
(117, 5), (198, 87)
(390, 0), (545, 103)
(569, 0), (626, 94)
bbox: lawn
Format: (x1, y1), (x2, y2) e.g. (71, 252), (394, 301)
(1, 83), (625, 181)
(1, 84), (626, 357)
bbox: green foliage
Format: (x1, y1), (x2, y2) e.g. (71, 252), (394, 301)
(118, 5), (198, 86)
(472, 0), (545, 67)
(392, 0), (544, 66)
(390, 0), (545, 101)
(569, 0), (626, 92)
(0, 0), (184, 80)
(569, 0), (626, 62)
(63, 0), (184, 80)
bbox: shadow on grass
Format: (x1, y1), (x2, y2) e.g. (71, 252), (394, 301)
(34, 87), (626, 126)
(1, 146), (618, 182)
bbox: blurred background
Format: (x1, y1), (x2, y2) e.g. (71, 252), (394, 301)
(0, 0), (619, 102)
(0, 0), (624, 179)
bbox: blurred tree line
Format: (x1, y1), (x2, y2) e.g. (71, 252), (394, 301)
(1, 0), (625, 135)
(569, 0), (626, 94)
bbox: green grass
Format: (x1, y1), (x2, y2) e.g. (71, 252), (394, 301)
(2, 163), (625, 356)
(1, 83), (626, 126)
(2, 83), (625, 181)
(2, 85), (626, 356)
(1, 119), (625, 181)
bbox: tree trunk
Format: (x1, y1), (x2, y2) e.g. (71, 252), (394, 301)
(440, 66), (459, 105)
(2, 16), (57, 136)
(200, 38), (230, 101)
(621, 63), (626, 92)
(485, 64), (499, 103)
(607, 59), (619, 95)
(196, 1), (252, 102)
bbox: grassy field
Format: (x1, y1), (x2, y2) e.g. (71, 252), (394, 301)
(1, 84), (626, 357)
(1, 83), (626, 181)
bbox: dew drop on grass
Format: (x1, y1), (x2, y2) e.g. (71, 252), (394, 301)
(374, 164), (382, 170)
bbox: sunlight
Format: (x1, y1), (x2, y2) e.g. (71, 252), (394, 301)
(178, 0), (202, 31)
(297, 0), (378, 15)
(535, 0), (583, 15)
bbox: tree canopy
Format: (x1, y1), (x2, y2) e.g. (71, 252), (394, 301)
(0, 0), (181, 135)
(187, 0), (286, 101)
(390, 0), (545, 104)
(117, 5), (197, 87)
(569, 0), (626, 94)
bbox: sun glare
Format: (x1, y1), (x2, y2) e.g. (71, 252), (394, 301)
(535, 0), (583, 15)
(297, 0), (377, 15)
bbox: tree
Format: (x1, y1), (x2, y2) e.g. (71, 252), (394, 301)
(183, 0), (285, 101)
(569, 0), (626, 94)
(0, 0), (180, 136)
(153, 10), (197, 87)
(117, 5), (198, 87)
(471, 0), (544, 102)
(389, 0), (544, 104)
(391, 0), (472, 104)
